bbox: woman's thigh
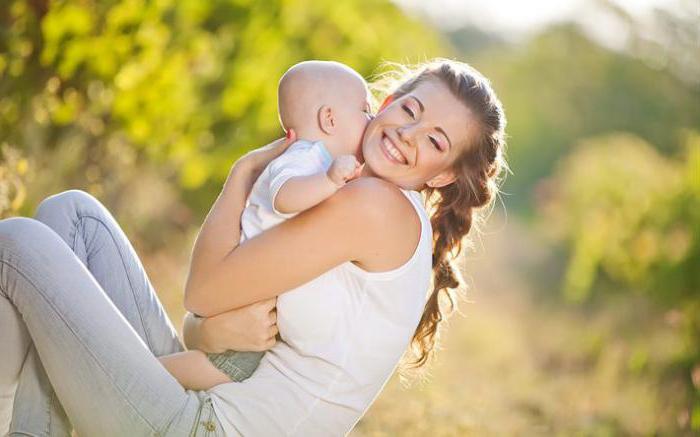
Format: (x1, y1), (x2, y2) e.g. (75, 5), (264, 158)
(9, 189), (194, 436)
(0, 217), (213, 436)
(0, 293), (29, 434)
(34, 189), (184, 356)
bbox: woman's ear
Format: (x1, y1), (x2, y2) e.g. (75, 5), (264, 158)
(378, 95), (395, 112)
(426, 170), (456, 188)
(317, 105), (336, 135)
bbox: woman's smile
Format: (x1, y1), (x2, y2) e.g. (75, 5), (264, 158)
(360, 78), (474, 190)
(381, 132), (408, 165)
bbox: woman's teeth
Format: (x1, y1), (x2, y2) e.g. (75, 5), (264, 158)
(382, 135), (407, 164)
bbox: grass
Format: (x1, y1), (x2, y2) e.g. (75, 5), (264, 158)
(141, 216), (690, 436)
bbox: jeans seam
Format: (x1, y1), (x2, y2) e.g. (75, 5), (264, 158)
(72, 214), (157, 353)
(0, 257), (160, 433)
(47, 387), (52, 436)
(75, 210), (176, 431)
(158, 394), (194, 436)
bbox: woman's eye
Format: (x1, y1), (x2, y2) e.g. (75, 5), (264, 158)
(429, 136), (441, 150)
(401, 104), (415, 119)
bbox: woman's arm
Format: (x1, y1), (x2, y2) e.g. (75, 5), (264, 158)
(182, 297), (278, 353)
(184, 161), (256, 301)
(185, 135), (294, 298)
(184, 174), (420, 317)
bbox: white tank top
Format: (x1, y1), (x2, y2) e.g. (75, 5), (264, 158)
(209, 188), (433, 436)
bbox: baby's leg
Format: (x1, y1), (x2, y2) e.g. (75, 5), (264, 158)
(207, 350), (264, 382)
(159, 350), (231, 391)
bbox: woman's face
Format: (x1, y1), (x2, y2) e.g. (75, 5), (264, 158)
(361, 78), (474, 190)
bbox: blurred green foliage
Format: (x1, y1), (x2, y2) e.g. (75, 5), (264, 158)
(0, 0), (443, 216)
(0, 144), (29, 218)
(471, 24), (700, 214)
(448, 16), (699, 424)
(447, 14), (700, 432)
(539, 131), (698, 304)
(538, 130), (700, 431)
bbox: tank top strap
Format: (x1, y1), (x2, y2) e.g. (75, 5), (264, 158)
(398, 189), (431, 237)
(344, 188), (432, 280)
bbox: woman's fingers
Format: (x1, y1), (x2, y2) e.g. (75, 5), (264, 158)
(262, 299), (278, 349)
(256, 296), (277, 311)
(255, 297), (277, 324)
(235, 130), (297, 177)
(198, 296), (279, 352)
(244, 297), (276, 351)
(284, 128), (297, 145)
(254, 325), (278, 351)
(267, 129), (296, 159)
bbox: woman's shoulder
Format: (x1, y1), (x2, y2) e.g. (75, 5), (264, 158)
(328, 177), (422, 271)
(304, 176), (422, 240)
(334, 177), (417, 219)
(336, 176), (407, 201)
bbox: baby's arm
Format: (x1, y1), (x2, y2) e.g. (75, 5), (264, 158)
(158, 350), (231, 391)
(274, 155), (362, 214)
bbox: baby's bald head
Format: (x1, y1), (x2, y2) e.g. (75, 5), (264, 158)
(278, 61), (368, 132)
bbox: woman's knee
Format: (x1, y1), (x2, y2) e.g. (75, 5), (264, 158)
(0, 217), (57, 254)
(35, 189), (101, 224)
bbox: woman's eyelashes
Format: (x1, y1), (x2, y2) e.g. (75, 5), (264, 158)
(429, 136), (441, 151)
(399, 103), (442, 151)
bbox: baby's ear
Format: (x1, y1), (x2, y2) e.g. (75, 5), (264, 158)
(317, 105), (336, 135)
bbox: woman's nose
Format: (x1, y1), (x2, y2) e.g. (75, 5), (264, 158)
(397, 126), (414, 146)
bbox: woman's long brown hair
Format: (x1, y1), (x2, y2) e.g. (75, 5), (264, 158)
(371, 59), (508, 378)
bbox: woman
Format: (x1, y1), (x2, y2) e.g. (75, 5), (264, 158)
(0, 59), (506, 436)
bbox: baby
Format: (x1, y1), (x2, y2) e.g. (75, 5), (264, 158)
(158, 61), (373, 390)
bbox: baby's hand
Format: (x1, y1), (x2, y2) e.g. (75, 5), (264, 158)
(327, 155), (362, 187)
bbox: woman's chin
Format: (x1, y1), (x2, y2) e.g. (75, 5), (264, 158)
(362, 141), (403, 182)
(362, 154), (388, 179)
(364, 163), (401, 186)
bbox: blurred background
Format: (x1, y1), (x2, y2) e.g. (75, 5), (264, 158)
(1, 0), (698, 434)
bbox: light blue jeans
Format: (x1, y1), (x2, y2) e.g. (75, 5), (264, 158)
(0, 190), (224, 436)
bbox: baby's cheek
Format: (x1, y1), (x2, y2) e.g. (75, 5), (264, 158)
(356, 118), (370, 143)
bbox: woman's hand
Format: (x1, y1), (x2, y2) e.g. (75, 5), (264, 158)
(231, 129), (297, 182)
(184, 129), (296, 312)
(183, 298), (279, 354)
